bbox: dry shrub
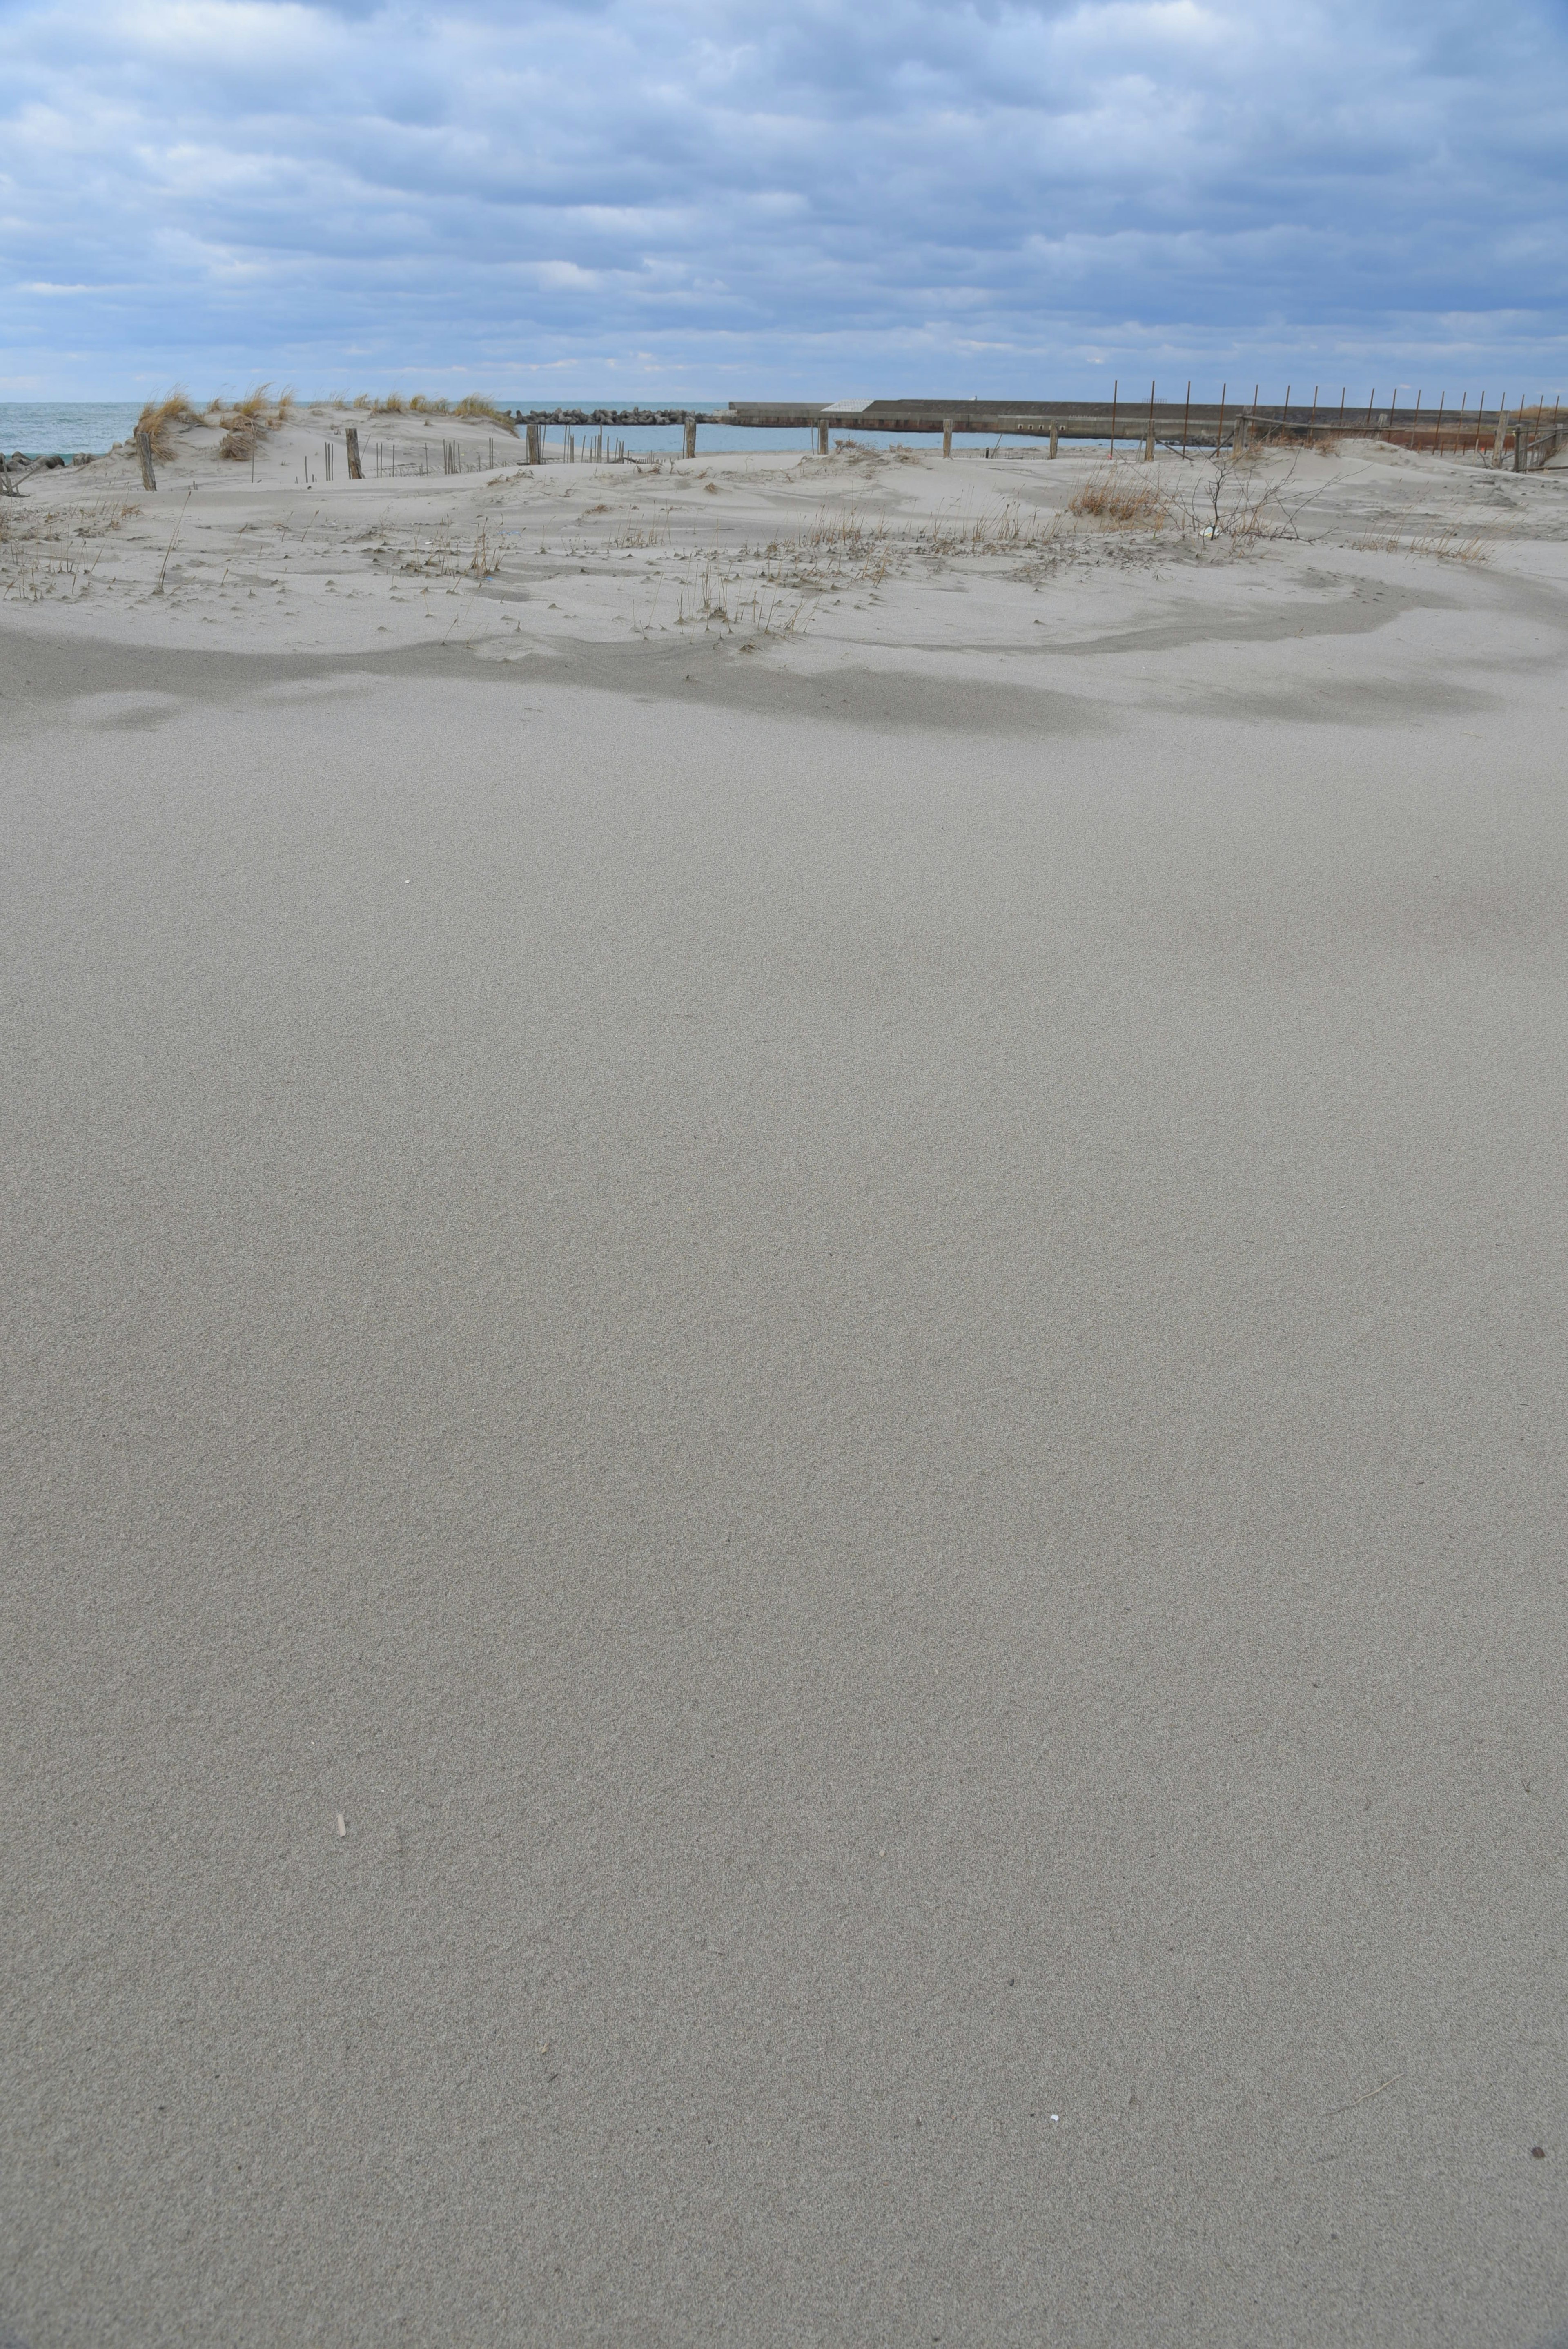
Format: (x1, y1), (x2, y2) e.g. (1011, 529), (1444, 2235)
(1067, 469), (1169, 528)
(135, 390), (204, 461)
(376, 393), (406, 414)
(216, 384), (294, 461)
(409, 394), (448, 415)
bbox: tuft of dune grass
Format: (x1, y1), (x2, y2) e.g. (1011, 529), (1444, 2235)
(362, 391), (516, 432)
(1067, 470), (1170, 529)
(216, 384), (295, 461)
(135, 389), (205, 462)
(452, 394), (518, 434)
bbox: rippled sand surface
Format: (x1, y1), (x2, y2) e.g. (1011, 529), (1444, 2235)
(4, 417), (1567, 2347)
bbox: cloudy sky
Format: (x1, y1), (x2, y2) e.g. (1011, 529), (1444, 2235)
(3, 0), (1566, 401)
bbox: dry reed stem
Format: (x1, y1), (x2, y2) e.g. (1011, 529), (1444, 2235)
(1349, 526), (1489, 563)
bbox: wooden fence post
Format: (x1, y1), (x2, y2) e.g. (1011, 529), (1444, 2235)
(134, 429), (156, 490)
(1494, 399), (1508, 464)
(345, 428), (363, 480)
(817, 421), (829, 455)
(941, 419), (953, 458)
(1048, 424), (1058, 459)
(683, 417), (697, 458)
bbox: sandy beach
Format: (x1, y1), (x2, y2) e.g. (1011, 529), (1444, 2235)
(3, 405), (1567, 2346)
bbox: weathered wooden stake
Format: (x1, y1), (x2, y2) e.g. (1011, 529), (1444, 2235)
(1494, 398), (1508, 464)
(1109, 379), (1118, 456)
(942, 419), (953, 458)
(683, 417), (697, 458)
(134, 429), (156, 490)
(816, 421), (829, 455)
(1144, 379), (1155, 460)
(1181, 380), (1191, 455)
(345, 427), (362, 480)
(1048, 424), (1058, 459)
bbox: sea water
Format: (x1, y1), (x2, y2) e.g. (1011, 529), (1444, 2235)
(0, 403), (144, 458)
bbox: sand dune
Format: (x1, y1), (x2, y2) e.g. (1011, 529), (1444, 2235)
(3, 416), (1567, 2346)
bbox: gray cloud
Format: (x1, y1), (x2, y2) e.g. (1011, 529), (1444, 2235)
(3, 0), (1566, 396)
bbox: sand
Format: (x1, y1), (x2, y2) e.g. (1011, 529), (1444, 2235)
(3, 407), (1567, 2347)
